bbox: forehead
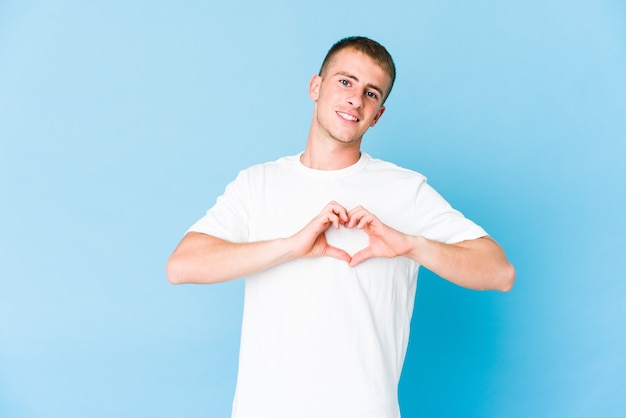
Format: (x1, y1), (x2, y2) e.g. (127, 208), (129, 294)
(324, 48), (392, 93)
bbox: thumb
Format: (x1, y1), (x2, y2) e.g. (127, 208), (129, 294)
(349, 246), (374, 267)
(325, 245), (352, 263)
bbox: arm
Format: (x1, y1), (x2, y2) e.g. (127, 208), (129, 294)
(347, 206), (515, 292)
(166, 201), (352, 285)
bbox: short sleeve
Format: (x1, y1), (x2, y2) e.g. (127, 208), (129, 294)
(186, 169), (252, 243)
(414, 181), (487, 244)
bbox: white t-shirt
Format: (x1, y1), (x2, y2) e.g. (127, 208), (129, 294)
(188, 153), (487, 418)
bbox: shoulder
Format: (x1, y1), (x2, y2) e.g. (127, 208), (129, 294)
(362, 153), (427, 182)
(236, 154), (299, 177)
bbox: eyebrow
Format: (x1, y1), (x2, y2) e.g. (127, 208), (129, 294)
(334, 71), (385, 99)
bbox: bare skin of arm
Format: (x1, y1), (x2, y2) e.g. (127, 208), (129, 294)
(347, 206), (516, 291)
(166, 201), (351, 284)
(167, 201), (515, 291)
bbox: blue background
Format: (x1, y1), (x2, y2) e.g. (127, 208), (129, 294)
(1, 1), (625, 417)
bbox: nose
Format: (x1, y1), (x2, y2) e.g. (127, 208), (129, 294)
(347, 92), (363, 108)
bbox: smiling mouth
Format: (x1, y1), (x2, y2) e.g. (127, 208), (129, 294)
(337, 111), (359, 122)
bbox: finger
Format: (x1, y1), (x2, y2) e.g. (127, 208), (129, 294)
(323, 212), (340, 229)
(325, 245), (352, 263)
(348, 212), (374, 229)
(346, 209), (366, 228)
(350, 247), (374, 266)
(357, 213), (376, 229)
(347, 205), (376, 228)
(331, 206), (349, 225)
(326, 201), (349, 226)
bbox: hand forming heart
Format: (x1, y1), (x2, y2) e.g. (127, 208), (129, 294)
(291, 201), (412, 267)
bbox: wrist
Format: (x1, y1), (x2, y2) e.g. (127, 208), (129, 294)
(406, 235), (429, 262)
(274, 236), (298, 262)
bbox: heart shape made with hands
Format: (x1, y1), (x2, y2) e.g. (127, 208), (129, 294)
(324, 225), (370, 257)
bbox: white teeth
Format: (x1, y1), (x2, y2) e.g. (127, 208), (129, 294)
(337, 112), (358, 122)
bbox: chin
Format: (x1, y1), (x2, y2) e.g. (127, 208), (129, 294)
(329, 131), (361, 144)
(332, 138), (358, 146)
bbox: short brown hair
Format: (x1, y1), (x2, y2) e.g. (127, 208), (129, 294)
(319, 36), (396, 102)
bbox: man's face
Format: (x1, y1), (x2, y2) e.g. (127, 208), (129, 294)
(309, 48), (392, 146)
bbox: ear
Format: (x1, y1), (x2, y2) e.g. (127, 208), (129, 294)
(369, 105), (386, 127)
(309, 75), (322, 101)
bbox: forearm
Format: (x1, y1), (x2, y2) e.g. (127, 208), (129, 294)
(166, 232), (295, 285)
(406, 235), (515, 291)
(166, 202), (355, 285)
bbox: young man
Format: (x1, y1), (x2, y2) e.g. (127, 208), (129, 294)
(167, 36), (515, 418)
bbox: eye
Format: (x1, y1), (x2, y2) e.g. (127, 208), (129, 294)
(366, 91), (378, 100)
(339, 79), (351, 87)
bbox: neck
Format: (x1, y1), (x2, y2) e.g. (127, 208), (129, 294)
(302, 119), (363, 170)
(300, 140), (362, 170)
